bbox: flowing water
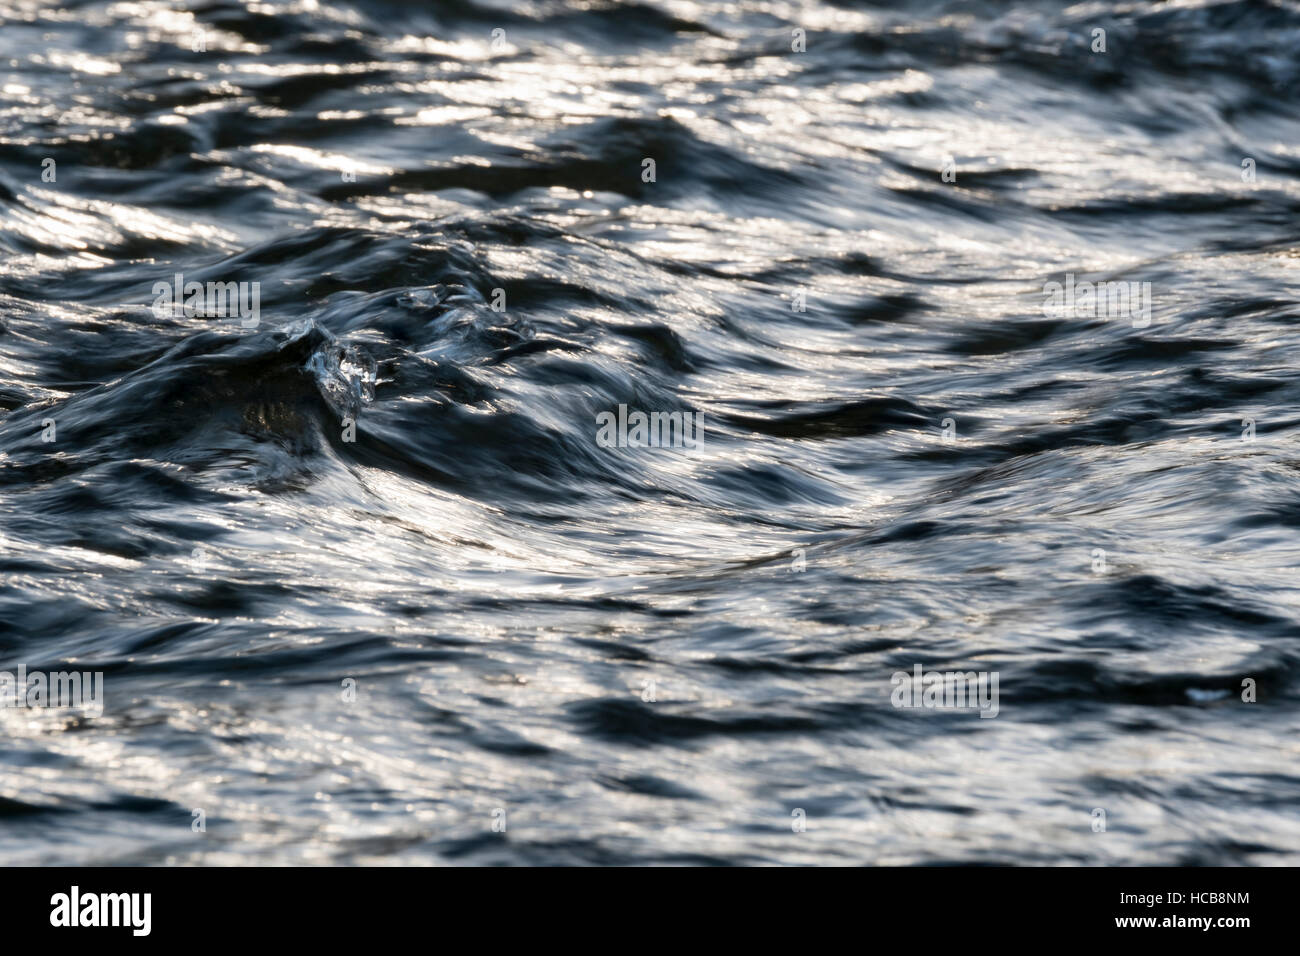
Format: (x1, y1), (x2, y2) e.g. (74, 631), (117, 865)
(1, 0), (1299, 865)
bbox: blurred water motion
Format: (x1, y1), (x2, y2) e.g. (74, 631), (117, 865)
(1, 0), (1299, 864)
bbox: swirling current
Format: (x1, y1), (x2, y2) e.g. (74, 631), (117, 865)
(1, 0), (1299, 866)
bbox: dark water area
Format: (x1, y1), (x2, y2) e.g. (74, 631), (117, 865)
(1, 0), (1299, 865)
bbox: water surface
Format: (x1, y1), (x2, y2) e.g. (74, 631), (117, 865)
(1, 0), (1299, 865)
